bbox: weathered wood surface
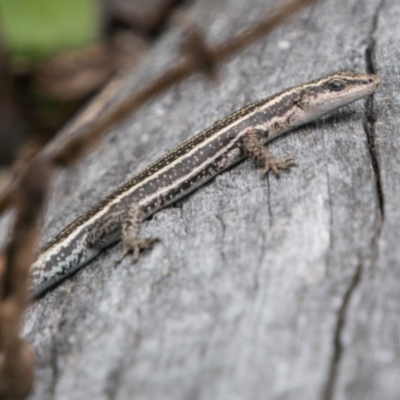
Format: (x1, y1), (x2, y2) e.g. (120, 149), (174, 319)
(17, 0), (400, 399)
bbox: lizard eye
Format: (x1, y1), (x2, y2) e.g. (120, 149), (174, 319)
(326, 79), (346, 91)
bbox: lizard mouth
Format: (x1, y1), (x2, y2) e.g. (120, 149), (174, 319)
(366, 73), (382, 89)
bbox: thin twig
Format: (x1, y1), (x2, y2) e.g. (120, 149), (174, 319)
(0, 160), (51, 400)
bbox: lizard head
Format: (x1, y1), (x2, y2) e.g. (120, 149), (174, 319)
(297, 70), (382, 119)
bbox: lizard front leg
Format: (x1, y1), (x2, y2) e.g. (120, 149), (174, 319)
(243, 127), (296, 176)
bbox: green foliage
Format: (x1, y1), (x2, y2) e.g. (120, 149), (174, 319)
(0, 0), (100, 62)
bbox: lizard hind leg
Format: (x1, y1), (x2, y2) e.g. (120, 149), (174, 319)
(115, 203), (158, 265)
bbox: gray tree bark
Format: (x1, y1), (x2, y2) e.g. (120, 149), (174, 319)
(19, 0), (400, 399)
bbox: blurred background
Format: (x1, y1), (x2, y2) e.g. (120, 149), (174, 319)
(0, 0), (189, 189)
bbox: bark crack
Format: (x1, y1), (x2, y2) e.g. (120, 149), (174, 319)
(266, 174), (273, 227)
(322, 262), (362, 400)
(215, 213), (227, 266)
(48, 334), (60, 400)
(363, 0), (385, 219)
(48, 304), (68, 400)
(322, 3), (385, 399)
(325, 165), (333, 265)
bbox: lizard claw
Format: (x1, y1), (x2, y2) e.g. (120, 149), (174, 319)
(114, 237), (158, 265)
(262, 156), (296, 177)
